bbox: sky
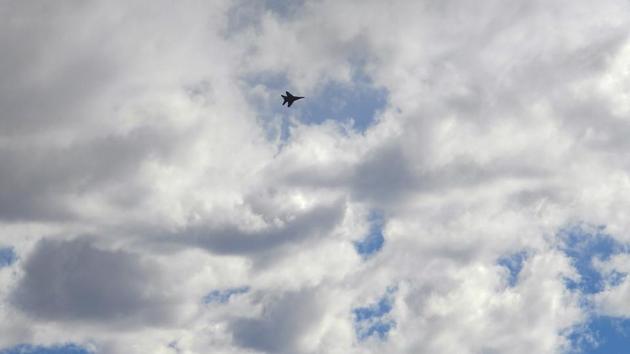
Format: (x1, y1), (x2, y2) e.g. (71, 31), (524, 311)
(2, 1), (630, 353)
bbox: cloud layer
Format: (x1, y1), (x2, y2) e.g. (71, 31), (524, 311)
(2, 0), (630, 353)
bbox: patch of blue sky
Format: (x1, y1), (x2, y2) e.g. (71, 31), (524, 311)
(297, 73), (387, 133)
(558, 224), (628, 294)
(242, 70), (388, 142)
(246, 71), (289, 93)
(358, 321), (396, 342)
(604, 270), (627, 288)
(0, 344), (92, 354)
(353, 286), (397, 341)
(354, 210), (385, 259)
(204, 286), (250, 304)
(497, 250), (528, 287)
(567, 316), (630, 354)
(558, 224), (630, 353)
(0, 247), (16, 268)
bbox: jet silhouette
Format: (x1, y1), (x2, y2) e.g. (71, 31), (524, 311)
(281, 91), (304, 107)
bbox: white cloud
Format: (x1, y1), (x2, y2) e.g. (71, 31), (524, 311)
(593, 254), (630, 317)
(2, 0), (630, 353)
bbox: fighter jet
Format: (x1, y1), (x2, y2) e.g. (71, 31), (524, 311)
(281, 91), (304, 107)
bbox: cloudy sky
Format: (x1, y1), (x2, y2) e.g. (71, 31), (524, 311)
(2, 1), (630, 353)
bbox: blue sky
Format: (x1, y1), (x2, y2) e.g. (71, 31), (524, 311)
(296, 74), (387, 133)
(0, 247), (16, 268)
(559, 225), (627, 295)
(559, 225), (630, 353)
(495, 225), (630, 353)
(498, 250), (528, 287)
(353, 287), (397, 341)
(203, 286), (250, 304)
(245, 69), (387, 143)
(570, 317), (630, 354)
(354, 210), (385, 259)
(0, 344), (91, 354)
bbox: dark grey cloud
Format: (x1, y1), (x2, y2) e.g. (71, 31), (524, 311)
(164, 199), (345, 257)
(11, 238), (178, 327)
(231, 289), (322, 354)
(350, 143), (418, 204)
(0, 125), (179, 221)
(278, 140), (551, 209)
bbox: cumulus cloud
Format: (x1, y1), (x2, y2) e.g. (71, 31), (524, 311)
(11, 238), (180, 326)
(2, 0), (630, 353)
(165, 198), (345, 257)
(230, 290), (324, 353)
